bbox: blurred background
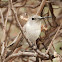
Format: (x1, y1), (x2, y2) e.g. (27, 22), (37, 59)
(0, 0), (62, 62)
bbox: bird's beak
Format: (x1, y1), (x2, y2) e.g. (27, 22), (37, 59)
(39, 16), (52, 19)
(32, 16), (52, 20)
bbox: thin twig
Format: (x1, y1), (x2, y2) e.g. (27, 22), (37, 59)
(4, 51), (37, 62)
(36, 0), (47, 15)
(8, 46), (22, 62)
(0, 8), (6, 62)
(7, 31), (22, 51)
(48, 3), (58, 27)
(46, 25), (61, 54)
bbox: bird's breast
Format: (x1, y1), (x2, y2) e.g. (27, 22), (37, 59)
(25, 23), (41, 42)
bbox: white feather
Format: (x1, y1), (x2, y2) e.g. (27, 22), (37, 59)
(23, 15), (41, 44)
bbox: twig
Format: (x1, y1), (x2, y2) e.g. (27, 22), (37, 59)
(8, 46), (22, 62)
(0, 8), (5, 62)
(0, 2), (10, 62)
(46, 25), (61, 54)
(14, 2), (40, 8)
(7, 31), (22, 51)
(0, 9), (5, 25)
(36, 0), (47, 15)
(4, 2), (10, 47)
(48, 3), (58, 27)
(4, 51), (37, 62)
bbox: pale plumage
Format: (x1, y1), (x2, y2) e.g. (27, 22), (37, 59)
(23, 15), (42, 44)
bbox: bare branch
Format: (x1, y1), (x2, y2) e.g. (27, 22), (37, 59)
(4, 51), (37, 62)
(36, 0), (47, 15)
(46, 26), (61, 54)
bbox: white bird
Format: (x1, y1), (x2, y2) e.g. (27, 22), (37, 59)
(23, 15), (44, 45)
(7, 15), (51, 48)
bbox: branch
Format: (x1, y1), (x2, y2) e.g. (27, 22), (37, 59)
(48, 3), (58, 27)
(46, 26), (61, 54)
(36, 0), (47, 15)
(7, 31), (22, 51)
(0, 8), (5, 59)
(0, 1), (11, 62)
(9, 0), (49, 59)
(4, 51), (37, 62)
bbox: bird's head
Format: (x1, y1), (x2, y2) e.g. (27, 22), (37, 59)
(28, 15), (42, 24)
(28, 15), (51, 22)
(28, 15), (52, 31)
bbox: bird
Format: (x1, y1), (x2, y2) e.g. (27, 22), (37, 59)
(23, 15), (51, 46)
(23, 15), (42, 45)
(7, 15), (51, 49)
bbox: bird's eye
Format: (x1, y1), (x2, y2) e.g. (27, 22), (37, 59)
(32, 18), (35, 20)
